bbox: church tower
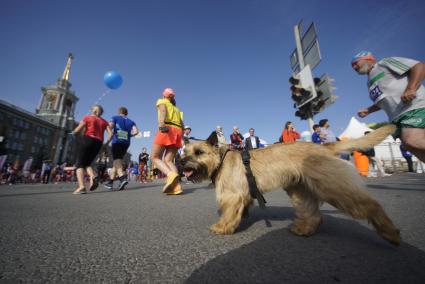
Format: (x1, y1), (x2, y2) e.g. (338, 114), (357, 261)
(36, 53), (79, 130)
(36, 53), (79, 164)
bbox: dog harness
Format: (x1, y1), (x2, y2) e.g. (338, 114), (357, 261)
(210, 148), (267, 209)
(241, 149), (267, 209)
(210, 149), (230, 185)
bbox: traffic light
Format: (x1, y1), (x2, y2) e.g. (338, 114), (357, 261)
(289, 65), (318, 108)
(310, 75), (337, 114)
(294, 104), (310, 120)
(289, 75), (311, 103)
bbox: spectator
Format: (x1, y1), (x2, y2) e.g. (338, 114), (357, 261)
(360, 131), (390, 177)
(41, 160), (51, 184)
(183, 125), (192, 145)
(245, 128), (261, 150)
(138, 147), (149, 183)
(207, 125), (227, 147)
(318, 119), (338, 143)
(230, 126), (244, 150)
(96, 150), (109, 183)
(400, 144), (415, 173)
(281, 121), (301, 143)
(353, 51), (425, 162)
(311, 124), (323, 144)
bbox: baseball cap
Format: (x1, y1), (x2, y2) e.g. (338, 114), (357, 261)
(163, 88), (175, 98)
(351, 51), (376, 64)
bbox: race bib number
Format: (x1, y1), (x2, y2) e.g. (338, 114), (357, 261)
(369, 85), (383, 102)
(117, 130), (129, 141)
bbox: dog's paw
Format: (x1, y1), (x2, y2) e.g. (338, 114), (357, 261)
(290, 223), (315, 236)
(210, 223), (235, 235)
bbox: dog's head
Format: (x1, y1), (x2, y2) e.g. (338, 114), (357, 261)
(181, 142), (223, 182)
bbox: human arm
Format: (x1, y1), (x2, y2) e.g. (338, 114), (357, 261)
(72, 120), (86, 135)
(158, 104), (167, 128)
(401, 62), (425, 103)
(358, 104), (381, 118)
(105, 124), (113, 145)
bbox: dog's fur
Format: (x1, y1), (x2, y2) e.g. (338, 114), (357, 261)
(182, 125), (400, 246)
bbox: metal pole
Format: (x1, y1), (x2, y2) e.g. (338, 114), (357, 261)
(294, 23), (314, 132)
(294, 24), (304, 69)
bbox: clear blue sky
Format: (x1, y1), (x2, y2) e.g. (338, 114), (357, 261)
(1, 0), (424, 158)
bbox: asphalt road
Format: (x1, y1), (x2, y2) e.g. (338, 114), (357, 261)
(1, 173), (424, 283)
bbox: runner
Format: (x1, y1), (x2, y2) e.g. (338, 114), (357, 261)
(151, 87), (184, 195)
(71, 105), (112, 194)
(104, 107), (139, 191)
(352, 51), (425, 162)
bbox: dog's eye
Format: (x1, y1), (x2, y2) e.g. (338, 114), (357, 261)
(195, 149), (204, 155)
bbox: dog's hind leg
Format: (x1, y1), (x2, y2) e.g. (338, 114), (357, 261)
(210, 193), (246, 235)
(311, 173), (401, 246)
(285, 186), (322, 236)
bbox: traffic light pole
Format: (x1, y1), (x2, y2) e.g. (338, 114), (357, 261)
(294, 24), (314, 132)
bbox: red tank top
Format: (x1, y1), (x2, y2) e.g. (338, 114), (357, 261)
(83, 115), (109, 141)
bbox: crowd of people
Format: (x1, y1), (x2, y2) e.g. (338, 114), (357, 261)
(1, 52), (424, 188)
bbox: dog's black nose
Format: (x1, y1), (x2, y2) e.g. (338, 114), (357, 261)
(180, 158), (186, 166)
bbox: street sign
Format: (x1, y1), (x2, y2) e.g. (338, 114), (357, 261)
(290, 23), (321, 73)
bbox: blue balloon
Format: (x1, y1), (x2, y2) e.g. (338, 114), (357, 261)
(104, 71), (123, 89)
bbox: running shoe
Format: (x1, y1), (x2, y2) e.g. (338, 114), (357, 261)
(166, 183), (183, 195)
(103, 179), (113, 190)
(89, 176), (99, 191)
(118, 177), (128, 191)
(162, 172), (179, 193)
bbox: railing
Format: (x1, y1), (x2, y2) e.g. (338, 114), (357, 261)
(374, 141), (424, 173)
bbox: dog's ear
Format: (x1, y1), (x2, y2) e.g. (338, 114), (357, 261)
(206, 132), (218, 146)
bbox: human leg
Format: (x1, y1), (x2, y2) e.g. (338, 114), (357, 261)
(405, 156), (414, 172)
(151, 144), (171, 175)
(73, 168), (86, 194)
(400, 128), (425, 163)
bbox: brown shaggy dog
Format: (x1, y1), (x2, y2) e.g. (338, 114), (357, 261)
(182, 125), (400, 246)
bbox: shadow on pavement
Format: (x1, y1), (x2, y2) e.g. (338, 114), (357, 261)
(186, 213), (425, 283)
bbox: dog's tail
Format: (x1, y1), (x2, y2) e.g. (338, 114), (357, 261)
(324, 124), (396, 154)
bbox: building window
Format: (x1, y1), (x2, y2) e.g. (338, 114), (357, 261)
(19, 143), (24, 151)
(14, 131), (19, 139)
(31, 146), (36, 153)
(21, 132), (26, 139)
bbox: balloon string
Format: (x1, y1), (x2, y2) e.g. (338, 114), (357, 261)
(87, 89), (111, 114)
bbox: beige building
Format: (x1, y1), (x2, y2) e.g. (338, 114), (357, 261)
(0, 53), (78, 169)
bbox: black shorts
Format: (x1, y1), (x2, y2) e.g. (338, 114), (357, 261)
(76, 136), (103, 168)
(112, 143), (130, 160)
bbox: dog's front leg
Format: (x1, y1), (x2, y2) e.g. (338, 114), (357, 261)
(210, 194), (245, 235)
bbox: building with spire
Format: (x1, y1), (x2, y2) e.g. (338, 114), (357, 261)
(0, 53), (79, 169)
